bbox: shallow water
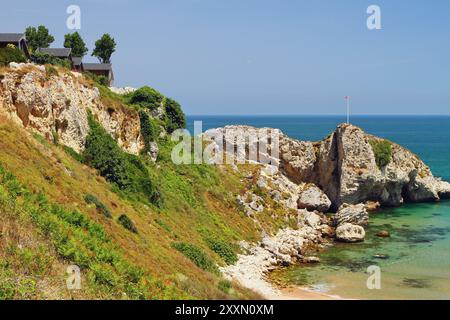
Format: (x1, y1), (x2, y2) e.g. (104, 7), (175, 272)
(277, 201), (450, 299)
(187, 115), (450, 299)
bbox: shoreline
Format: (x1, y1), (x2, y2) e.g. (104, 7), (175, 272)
(268, 286), (344, 300)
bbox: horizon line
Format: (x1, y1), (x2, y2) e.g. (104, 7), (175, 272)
(186, 114), (450, 117)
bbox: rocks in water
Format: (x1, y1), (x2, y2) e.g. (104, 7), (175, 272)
(376, 230), (390, 238)
(334, 203), (369, 227)
(373, 254), (389, 260)
(302, 256), (321, 264)
(335, 223), (365, 243)
(297, 184), (332, 212)
(365, 201), (381, 212)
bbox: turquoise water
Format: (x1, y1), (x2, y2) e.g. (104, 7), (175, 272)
(187, 115), (450, 299)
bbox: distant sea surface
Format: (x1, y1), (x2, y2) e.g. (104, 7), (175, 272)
(187, 115), (450, 299)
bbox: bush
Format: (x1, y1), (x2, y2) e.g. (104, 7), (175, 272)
(164, 98), (186, 133)
(84, 194), (112, 218)
(205, 237), (237, 265)
(117, 214), (138, 233)
(138, 110), (158, 153)
(127, 86), (164, 111)
(63, 146), (84, 162)
(369, 139), (392, 169)
(97, 75), (109, 87)
(218, 280), (232, 294)
(0, 47), (26, 67)
(30, 52), (71, 69)
(171, 242), (218, 274)
(83, 112), (160, 205)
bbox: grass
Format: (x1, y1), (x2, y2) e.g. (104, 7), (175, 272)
(0, 118), (263, 299)
(369, 139), (392, 169)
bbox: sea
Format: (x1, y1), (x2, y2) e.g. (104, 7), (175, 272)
(187, 115), (450, 300)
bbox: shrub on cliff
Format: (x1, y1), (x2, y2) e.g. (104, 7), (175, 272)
(164, 98), (186, 133)
(369, 139), (392, 169)
(138, 110), (159, 153)
(84, 194), (112, 218)
(83, 112), (160, 205)
(171, 242), (219, 274)
(117, 214), (138, 233)
(30, 51), (71, 69)
(127, 86), (164, 111)
(0, 47), (27, 67)
(205, 237), (237, 265)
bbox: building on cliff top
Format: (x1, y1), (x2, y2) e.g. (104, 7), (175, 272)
(0, 33), (31, 59)
(83, 63), (114, 86)
(1, 32), (115, 87)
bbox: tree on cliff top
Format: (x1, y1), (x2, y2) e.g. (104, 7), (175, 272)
(25, 25), (55, 52)
(92, 34), (116, 63)
(64, 32), (88, 57)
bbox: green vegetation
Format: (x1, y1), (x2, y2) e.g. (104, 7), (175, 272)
(92, 34), (116, 63)
(369, 139), (392, 169)
(0, 47), (27, 67)
(0, 70), (268, 299)
(165, 98), (186, 133)
(117, 214), (138, 233)
(127, 86), (164, 111)
(139, 110), (159, 153)
(31, 52), (71, 69)
(0, 164), (179, 299)
(25, 25), (54, 51)
(64, 32), (88, 57)
(205, 237), (238, 265)
(83, 112), (160, 205)
(84, 194), (112, 218)
(171, 242), (219, 274)
(218, 280), (232, 294)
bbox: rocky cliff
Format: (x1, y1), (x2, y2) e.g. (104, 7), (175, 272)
(0, 63), (144, 154)
(206, 124), (450, 210)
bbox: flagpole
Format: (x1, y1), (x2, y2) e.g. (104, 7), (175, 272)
(347, 97), (350, 124)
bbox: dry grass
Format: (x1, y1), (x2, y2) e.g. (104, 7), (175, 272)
(0, 118), (263, 299)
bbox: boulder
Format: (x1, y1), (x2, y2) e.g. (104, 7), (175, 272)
(376, 231), (390, 238)
(297, 184), (332, 212)
(335, 223), (365, 243)
(334, 203), (369, 227)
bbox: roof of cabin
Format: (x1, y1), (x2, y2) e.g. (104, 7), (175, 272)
(0, 33), (25, 42)
(37, 48), (72, 58)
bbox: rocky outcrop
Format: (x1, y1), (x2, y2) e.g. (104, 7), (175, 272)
(335, 223), (365, 243)
(333, 203), (369, 227)
(221, 212), (331, 297)
(297, 184), (331, 212)
(208, 124), (450, 210)
(0, 63), (144, 154)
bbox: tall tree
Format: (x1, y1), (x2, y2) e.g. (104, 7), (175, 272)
(64, 32), (88, 57)
(92, 34), (116, 63)
(25, 25), (54, 52)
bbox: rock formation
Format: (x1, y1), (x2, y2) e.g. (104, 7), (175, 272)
(0, 63), (144, 154)
(335, 223), (366, 243)
(206, 124), (450, 211)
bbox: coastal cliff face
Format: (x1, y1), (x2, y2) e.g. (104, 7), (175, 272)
(0, 63), (144, 154)
(209, 124), (450, 210)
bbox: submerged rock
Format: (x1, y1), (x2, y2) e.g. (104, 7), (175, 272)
(336, 223), (365, 243)
(376, 230), (390, 238)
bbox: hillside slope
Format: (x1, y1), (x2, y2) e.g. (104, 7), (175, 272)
(0, 64), (278, 299)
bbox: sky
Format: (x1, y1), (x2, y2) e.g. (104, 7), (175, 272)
(1, 0), (450, 115)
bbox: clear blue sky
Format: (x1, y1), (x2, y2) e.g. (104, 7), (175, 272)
(1, 0), (449, 115)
